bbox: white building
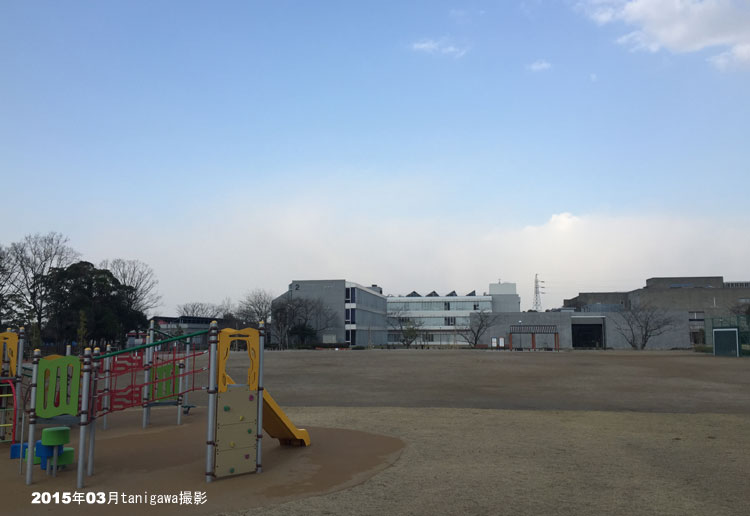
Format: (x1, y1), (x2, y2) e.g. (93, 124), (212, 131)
(387, 281), (520, 347)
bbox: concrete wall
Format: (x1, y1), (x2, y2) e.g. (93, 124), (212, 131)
(491, 294), (521, 312)
(286, 279), (346, 343)
(645, 277), (723, 289)
(627, 287), (750, 318)
(482, 311), (690, 350)
(351, 285), (388, 347)
(565, 277), (750, 320)
(489, 282), (517, 295)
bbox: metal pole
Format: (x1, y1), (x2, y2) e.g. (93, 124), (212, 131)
(256, 322), (265, 474)
(77, 348), (92, 489)
(183, 338), (191, 411)
(25, 348), (40, 485)
(176, 343), (184, 426)
(13, 329), (24, 470)
(205, 321), (218, 483)
(18, 411), (25, 475)
(51, 441), (59, 477)
(103, 344), (111, 430)
(65, 344), (71, 356)
(87, 347), (100, 476)
(143, 321), (154, 429)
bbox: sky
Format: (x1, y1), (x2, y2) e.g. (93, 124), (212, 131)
(1, 0), (749, 313)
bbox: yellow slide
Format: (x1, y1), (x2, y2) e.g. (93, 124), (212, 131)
(262, 390), (311, 447)
(217, 327), (310, 447)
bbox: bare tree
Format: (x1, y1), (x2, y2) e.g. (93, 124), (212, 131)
(271, 297), (300, 349)
(237, 289), (274, 325)
(271, 296), (338, 349)
(7, 232), (79, 330)
(0, 244), (16, 323)
(614, 302), (677, 350)
(388, 309), (423, 349)
(457, 310), (499, 348)
(100, 258), (162, 314)
(215, 297), (235, 319)
(177, 302), (221, 318)
(292, 298), (337, 348)
(729, 303), (750, 317)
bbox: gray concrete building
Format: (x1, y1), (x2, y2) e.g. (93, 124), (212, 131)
(563, 276), (750, 346)
(273, 280), (388, 347)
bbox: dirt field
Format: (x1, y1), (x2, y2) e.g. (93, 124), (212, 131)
(2, 349), (750, 515)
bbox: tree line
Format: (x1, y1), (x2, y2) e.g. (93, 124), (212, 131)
(176, 292), (339, 350)
(0, 232), (160, 351)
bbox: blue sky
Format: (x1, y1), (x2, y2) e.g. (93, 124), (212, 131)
(2, 1), (749, 312)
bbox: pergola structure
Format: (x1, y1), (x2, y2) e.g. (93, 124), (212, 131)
(508, 324), (559, 351)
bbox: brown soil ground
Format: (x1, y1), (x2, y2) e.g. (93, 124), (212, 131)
(0, 408), (404, 515)
(2, 349), (750, 515)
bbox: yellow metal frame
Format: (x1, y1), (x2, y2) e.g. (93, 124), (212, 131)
(217, 328), (260, 392)
(1, 332), (19, 377)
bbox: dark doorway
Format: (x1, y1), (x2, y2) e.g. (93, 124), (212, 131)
(713, 329), (739, 357)
(572, 324), (604, 349)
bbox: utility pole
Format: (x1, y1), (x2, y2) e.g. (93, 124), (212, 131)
(532, 274), (545, 311)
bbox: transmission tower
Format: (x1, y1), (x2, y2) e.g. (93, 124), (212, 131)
(532, 273), (545, 311)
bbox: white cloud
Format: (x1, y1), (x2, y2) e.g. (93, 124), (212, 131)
(527, 59), (552, 71)
(578, 0), (750, 69)
(709, 42), (750, 70)
(411, 38), (469, 58)
(84, 189), (750, 314)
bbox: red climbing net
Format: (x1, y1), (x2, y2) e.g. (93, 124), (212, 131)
(92, 343), (210, 417)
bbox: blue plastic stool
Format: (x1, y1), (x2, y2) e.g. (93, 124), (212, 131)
(35, 440), (63, 474)
(10, 442), (41, 464)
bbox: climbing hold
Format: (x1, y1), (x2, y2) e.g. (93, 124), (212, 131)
(229, 467), (235, 474)
(247, 428), (253, 434)
(249, 394), (254, 401)
(244, 454), (250, 459)
(223, 405), (230, 412)
(239, 415), (244, 421)
(230, 441), (235, 448)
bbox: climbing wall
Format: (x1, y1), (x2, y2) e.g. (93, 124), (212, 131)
(214, 385), (259, 478)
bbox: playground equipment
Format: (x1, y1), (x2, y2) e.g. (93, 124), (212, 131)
(1, 329), (22, 445)
(207, 325), (310, 480)
(2, 321), (309, 489)
(39, 426), (74, 476)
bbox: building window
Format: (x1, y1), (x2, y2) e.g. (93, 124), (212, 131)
(424, 334), (434, 342)
(473, 303), (479, 310)
(345, 308), (351, 323)
(345, 329), (351, 343)
(444, 302), (450, 310)
(444, 317), (456, 326)
(351, 288), (356, 303)
(350, 331), (357, 347)
(350, 308), (356, 324)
